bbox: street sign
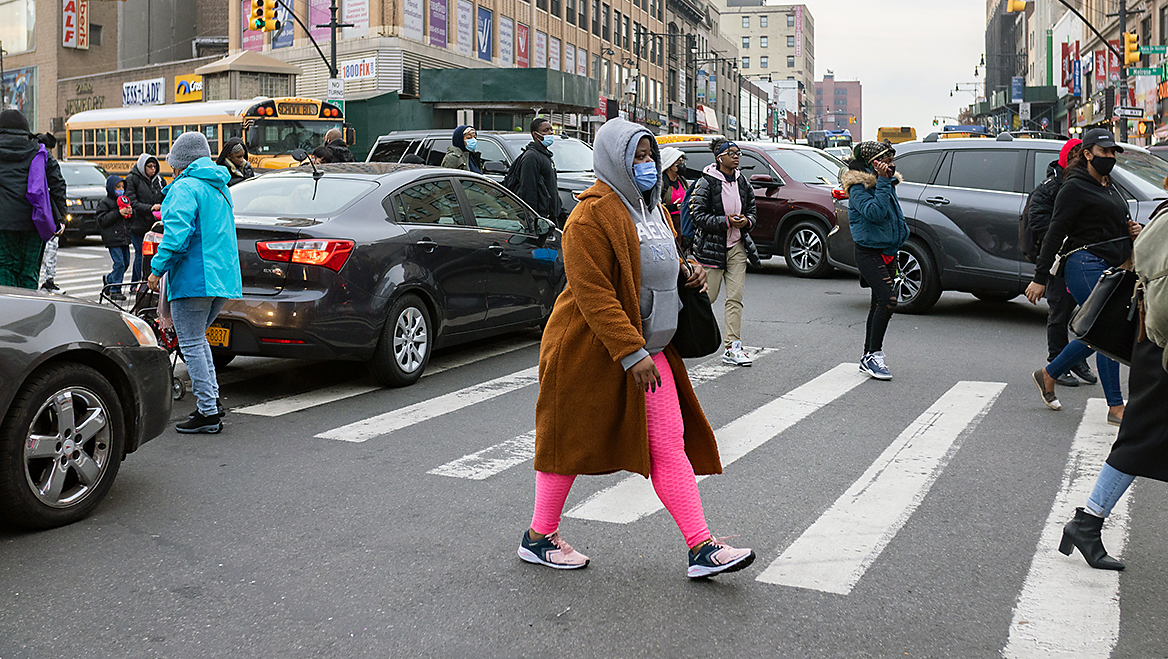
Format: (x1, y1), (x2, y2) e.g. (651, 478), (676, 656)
(1139, 45), (1168, 54)
(1019, 101), (1031, 121)
(327, 78), (345, 98)
(1115, 106), (1143, 118)
(1125, 67), (1161, 76)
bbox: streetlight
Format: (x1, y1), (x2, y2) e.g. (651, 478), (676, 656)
(692, 49), (741, 137)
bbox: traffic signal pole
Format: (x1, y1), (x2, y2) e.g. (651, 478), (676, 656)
(1119, 0), (1128, 141)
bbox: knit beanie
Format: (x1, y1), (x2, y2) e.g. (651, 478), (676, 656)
(167, 131), (211, 171)
(852, 140), (895, 167)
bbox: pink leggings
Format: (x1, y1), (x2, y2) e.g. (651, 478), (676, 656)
(530, 351), (712, 548)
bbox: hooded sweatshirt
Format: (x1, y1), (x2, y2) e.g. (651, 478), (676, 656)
(0, 128), (66, 232)
(95, 175), (131, 247)
(592, 118), (680, 370)
(441, 125), (481, 173)
(1033, 164), (1132, 286)
(125, 152), (166, 235)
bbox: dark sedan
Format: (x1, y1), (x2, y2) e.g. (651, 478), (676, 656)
(206, 163), (564, 386)
(0, 287), (171, 529)
(59, 160), (110, 242)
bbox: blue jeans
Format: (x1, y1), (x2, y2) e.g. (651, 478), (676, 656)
(130, 232), (144, 286)
(104, 246), (129, 295)
(1045, 251), (1124, 406)
(171, 296), (226, 416)
(1086, 462), (1135, 518)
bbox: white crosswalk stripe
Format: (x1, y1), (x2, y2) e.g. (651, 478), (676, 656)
(755, 380), (1006, 594)
(427, 348), (777, 480)
(1002, 399), (1128, 659)
(565, 362), (869, 524)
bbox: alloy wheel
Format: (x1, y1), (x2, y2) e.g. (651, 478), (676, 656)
(24, 387), (114, 509)
(789, 227), (824, 273)
(894, 250), (923, 305)
(393, 307), (429, 374)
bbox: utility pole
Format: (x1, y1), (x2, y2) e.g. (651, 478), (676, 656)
(316, 0), (353, 108)
(1119, 0), (1128, 141)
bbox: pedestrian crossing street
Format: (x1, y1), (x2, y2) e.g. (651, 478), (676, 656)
(216, 341), (1134, 658)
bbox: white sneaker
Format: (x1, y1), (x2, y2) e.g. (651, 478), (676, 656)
(722, 341), (753, 366)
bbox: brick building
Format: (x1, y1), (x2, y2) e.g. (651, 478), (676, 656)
(814, 72), (861, 142)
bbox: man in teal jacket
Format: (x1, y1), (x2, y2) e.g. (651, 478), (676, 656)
(148, 132), (242, 433)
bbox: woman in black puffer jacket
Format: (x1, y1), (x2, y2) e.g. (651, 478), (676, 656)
(124, 152), (165, 285)
(688, 138), (761, 367)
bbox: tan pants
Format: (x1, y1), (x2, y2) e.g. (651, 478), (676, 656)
(703, 241), (748, 347)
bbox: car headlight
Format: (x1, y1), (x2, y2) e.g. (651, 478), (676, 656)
(121, 313), (159, 348)
(66, 198), (78, 207)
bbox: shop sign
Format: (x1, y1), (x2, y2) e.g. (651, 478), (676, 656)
(340, 57), (377, 80)
(122, 78), (165, 106)
(175, 74), (203, 103)
(66, 96), (104, 115)
(63, 0), (89, 49)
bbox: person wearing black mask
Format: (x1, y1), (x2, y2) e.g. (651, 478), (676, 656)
(1026, 128), (1143, 424)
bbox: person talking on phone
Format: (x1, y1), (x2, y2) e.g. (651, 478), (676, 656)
(689, 137), (761, 366)
(841, 140), (909, 380)
(1025, 128), (1141, 424)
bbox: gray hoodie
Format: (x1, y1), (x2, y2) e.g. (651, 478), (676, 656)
(592, 119), (680, 370)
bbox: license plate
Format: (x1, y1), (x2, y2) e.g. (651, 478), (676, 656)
(206, 324), (230, 348)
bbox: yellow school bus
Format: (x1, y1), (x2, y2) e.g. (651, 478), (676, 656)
(875, 126), (917, 144)
(65, 97), (345, 177)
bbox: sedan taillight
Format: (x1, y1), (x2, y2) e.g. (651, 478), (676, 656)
(831, 188), (848, 200)
(256, 239), (355, 272)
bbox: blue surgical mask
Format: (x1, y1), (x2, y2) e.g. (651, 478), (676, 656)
(541, 134), (555, 148)
(464, 138), (478, 152)
(633, 162), (658, 192)
(116, 189), (125, 196)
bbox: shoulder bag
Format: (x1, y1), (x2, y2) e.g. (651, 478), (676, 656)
(672, 254), (722, 358)
(1070, 267), (1140, 366)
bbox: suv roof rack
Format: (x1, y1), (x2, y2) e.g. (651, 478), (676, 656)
(923, 132), (940, 142)
(996, 132), (1014, 141)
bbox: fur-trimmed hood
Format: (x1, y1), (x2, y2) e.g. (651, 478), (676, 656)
(840, 168), (903, 196)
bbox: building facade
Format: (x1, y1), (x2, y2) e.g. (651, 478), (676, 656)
(813, 72), (861, 141)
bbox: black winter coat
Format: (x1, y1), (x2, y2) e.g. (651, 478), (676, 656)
(0, 128), (66, 232)
(1033, 165), (1132, 285)
(124, 167), (165, 236)
(689, 168), (761, 268)
(96, 196), (131, 248)
(512, 141), (563, 221)
(327, 139), (356, 163)
(1022, 161), (1062, 261)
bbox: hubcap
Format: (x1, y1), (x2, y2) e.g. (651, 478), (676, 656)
(894, 250), (923, 304)
(393, 307), (428, 373)
(24, 387), (112, 508)
(789, 228), (823, 272)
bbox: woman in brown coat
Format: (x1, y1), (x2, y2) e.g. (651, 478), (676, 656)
(518, 118), (756, 579)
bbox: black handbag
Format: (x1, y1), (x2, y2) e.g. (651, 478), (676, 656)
(1070, 268), (1139, 366)
(672, 260), (722, 358)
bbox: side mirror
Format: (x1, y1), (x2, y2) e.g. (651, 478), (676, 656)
(750, 174), (783, 188)
(535, 217), (556, 237)
(484, 161), (509, 175)
(343, 126), (356, 146)
(290, 148), (308, 163)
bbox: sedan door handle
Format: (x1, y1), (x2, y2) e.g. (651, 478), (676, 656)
(488, 245), (505, 256)
(415, 238), (438, 251)
(925, 196), (950, 206)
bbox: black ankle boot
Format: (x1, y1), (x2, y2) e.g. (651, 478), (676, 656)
(1058, 507), (1125, 571)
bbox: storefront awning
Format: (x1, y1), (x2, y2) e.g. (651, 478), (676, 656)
(698, 104), (720, 133)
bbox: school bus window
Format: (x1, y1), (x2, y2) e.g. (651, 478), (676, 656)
(201, 124), (219, 155)
(132, 127), (144, 154)
(120, 128), (132, 156)
(144, 126), (157, 155)
(186, 124), (199, 135)
(69, 131), (83, 157)
(96, 131), (108, 157)
(158, 126), (171, 156)
(83, 129), (95, 157)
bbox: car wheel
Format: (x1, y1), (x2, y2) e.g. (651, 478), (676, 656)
(893, 240), (942, 314)
(212, 352), (235, 369)
(371, 293), (432, 387)
(0, 363), (125, 529)
(783, 220), (833, 278)
(972, 291), (1019, 303)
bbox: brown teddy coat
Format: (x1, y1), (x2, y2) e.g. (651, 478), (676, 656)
(533, 180), (722, 478)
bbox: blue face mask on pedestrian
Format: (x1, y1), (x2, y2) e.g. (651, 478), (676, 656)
(541, 134), (555, 148)
(633, 162), (658, 192)
(464, 138), (478, 152)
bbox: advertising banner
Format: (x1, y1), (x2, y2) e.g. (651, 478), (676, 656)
(1095, 49), (1107, 89)
(477, 7), (493, 61)
(174, 74), (203, 103)
(708, 73), (717, 104)
(499, 17), (514, 66)
(1073, 59), (1081, 97)
(577, 48), (587, 76)
(457, 0), (473, 57)
(1011, 76), (1024, 103)
(516, 23), (530, 68)
(1109, 39), (1121, 84)
(696, 68), (707, 102)
(344, 0), (369, 39)
(242, 0), (263, 51)
(565, 43), (575, 74)
(429, 0), (447, 48)
(404, 0), (425, 41)
(549, 37), (560, 71)
(536, 31), (548, 69)
(123, 78), (165, 107)
(679, 68), (686, 106)
(63, 0), (79, 48)
(310, 0), (330, 43)
(272, 2), (294, 48)
(795, 6), (802, 57)
(339, 56), (377, 80)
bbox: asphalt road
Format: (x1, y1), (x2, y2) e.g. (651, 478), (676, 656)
(3, 243), (1167, 659)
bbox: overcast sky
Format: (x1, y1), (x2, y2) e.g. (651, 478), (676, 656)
(810, 1), (986, 141)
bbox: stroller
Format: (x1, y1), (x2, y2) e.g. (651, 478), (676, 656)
(100, 273), (186, 402)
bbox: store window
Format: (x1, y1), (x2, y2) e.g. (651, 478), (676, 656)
(0, 0), (35, 54)
(0, 65), (36, 130)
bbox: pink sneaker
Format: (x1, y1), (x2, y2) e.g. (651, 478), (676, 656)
(687, 538), (755, 578)
(518, 530), (590, 569)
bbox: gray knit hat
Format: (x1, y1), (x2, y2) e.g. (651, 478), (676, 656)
(167, 131), (211, 170)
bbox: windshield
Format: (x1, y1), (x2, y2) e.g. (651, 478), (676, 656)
(60, 162), (108, 187)
(230, 176), (378, 216)
(1116, 150), (1168, 200)
(501, 135), (595, 172)
(765, 148), (844, 184)
(247, 120), (343, 156)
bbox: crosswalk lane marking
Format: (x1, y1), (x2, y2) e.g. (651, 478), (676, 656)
(315, 365), (540, 443)
(1001, 399), (1128, 659)
(565, 362), (869, 524)
(755, 380), (1006, 594)
(427, 348), (777, 480)
(55, 252), (104, 260)
(235, 337), (538, 417)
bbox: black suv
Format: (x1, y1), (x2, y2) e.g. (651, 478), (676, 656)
(366, 130), (595, 219)
(827, 136), (1168, 313)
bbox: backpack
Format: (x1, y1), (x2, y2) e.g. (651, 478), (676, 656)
(677, 177), (701, 244)
(1134, 204), (1168, 370)
(1018, 194), (1040, 263)
(502, 147), (527, 193)
(27, 145), (58, 242)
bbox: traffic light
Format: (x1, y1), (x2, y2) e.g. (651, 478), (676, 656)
(1138, 120), (1152, 136)
(248, 0), (280, 32)
(1005, 0), (1027, 12)
(1124, 32), (1140, 66)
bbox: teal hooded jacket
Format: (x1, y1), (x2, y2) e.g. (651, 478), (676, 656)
(151, 156), (243, 300)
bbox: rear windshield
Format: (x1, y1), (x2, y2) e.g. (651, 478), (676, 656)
(1117, 150), (1168, 200)
(763, 148), (843, 184)
(230, 176), (378, 216)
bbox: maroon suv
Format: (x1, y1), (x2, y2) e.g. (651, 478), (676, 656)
(671, 140), (845, 277)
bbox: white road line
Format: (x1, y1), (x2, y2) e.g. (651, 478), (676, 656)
(54, 252), (104, 260)
(427, 348), (777, 480)
(70, 245), (113, 254)
(1001, 399), (1129, 659)
(755, 380), (1006, 595)
(565, 362), (869, 524)
(315, 366), (540, 442)
(234, 337), (538, 417)
(51, 275), (105, 286)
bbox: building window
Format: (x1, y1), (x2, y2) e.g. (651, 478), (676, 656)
(786, 55), (795, 68)
(760, 36), (768, 48)
(622, 15), (630, 49)
(760, 15), (767, 28)
(566, 0), (576, 24)
(537, 0), (547, 11)
(742, 57), (749, 69)
(742, 16), (749, 28)
(602, 3), (610, 41)
(580, 0), (587, 28)
(592, 0), (600, 35)
(787, 35), (795, 48)
(550, 0), (561, 17)
(0, 0), (36, 54)
(787, 14), (795, 27)
(90, 24), (103, 47)
(742, 36), (749, 49)
(760, 56), (768, 69)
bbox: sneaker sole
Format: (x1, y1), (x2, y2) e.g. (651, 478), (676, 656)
(721, 357), (753, 366)
(176, 422), (222, 434)
(859, 363), (892, 381)
(687, 550), (756, 578)
(517, 546), (589, 570)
